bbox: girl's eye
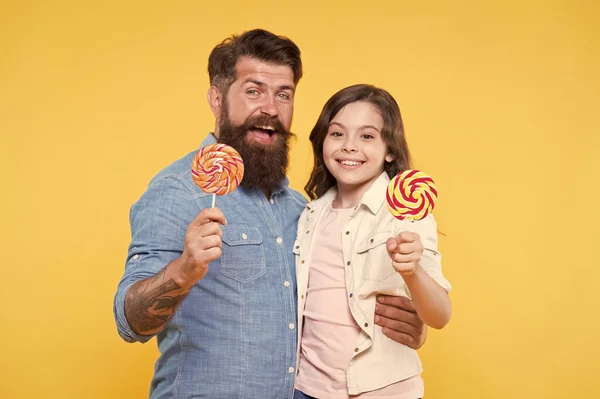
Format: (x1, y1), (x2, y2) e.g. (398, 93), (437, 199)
(330, 131), (343, 137)
(362, 133), (374, 139)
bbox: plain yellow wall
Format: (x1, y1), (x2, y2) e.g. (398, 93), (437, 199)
(1, 0), (599, 398)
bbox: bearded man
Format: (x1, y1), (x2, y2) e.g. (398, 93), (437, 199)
(113, 29), (427, 399)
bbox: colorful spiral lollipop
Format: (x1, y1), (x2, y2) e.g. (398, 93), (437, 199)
(191, 144), (244, 201)
(386, 170), (437, 221)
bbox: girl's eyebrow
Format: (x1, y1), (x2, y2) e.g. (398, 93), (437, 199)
(329, 121), (380, 132)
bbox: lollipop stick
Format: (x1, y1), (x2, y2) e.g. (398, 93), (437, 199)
(211, 193), (216, 208)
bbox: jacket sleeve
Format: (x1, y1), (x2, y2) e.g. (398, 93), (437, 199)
(415, 214), (452, 293)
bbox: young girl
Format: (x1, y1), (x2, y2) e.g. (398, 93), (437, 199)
(293, 84), (452, 399)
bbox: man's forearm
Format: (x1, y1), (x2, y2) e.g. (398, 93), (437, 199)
(124, 258), (193, 337)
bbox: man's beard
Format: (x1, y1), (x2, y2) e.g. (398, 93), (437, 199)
(217, 109), (294, 195)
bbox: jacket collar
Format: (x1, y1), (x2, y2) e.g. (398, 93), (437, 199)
(306, 172), (390, 215)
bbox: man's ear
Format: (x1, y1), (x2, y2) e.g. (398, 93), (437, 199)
(207, 86), (222, 119)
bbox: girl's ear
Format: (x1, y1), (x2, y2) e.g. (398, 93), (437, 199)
(385, 153), (394, 163)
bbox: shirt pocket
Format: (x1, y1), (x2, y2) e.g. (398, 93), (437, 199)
(357, 231), (396, 282)
(219, 225), (266, 283)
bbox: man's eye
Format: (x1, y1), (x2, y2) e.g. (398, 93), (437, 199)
(247, 89), (259, 95)
(277, 93), (290, 100)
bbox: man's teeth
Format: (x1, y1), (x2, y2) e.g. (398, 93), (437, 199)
(340, 160), (362, 166)
(255, 125), (274, 131)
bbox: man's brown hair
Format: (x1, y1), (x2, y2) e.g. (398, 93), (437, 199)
(208, 29), (303, 93)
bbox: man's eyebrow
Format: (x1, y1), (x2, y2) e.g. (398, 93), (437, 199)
(242, 78), (266, 87)
(242, 79), (295, 93)
(278, 84), (296, 93)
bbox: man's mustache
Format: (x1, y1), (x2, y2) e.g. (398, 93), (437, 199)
(240, 115), (291, 136)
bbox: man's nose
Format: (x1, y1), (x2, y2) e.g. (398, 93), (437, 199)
(259, 95), (278, 117)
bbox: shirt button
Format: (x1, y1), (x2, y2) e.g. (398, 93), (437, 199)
(364, 322), (369, 327)
(270, 199), (275, 204)
(305, 230), (310, 234)
(301, 294), (305, 299)
(289, 323), (295, 330)
(346, 261), (351, 266)
(133, 255), (139, 260)
(288, 367), (295, 373)
(349, 293), (353, 298)
(354, 348), (359, 353)
(301, 260), (305, 264)
(284, 281), (290, 287)
(242, 233), (248, 240)
(276, 237), (283, 244)
(345, 231), (350, 235)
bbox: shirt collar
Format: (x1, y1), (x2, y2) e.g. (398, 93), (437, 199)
(306, 171), (390, 214)
(358, 172), (390, 214)
(200, 132), (217, 148)
(272, 177), (290, 196)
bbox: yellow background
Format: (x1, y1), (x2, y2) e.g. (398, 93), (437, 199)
(1, 0), (599, 398)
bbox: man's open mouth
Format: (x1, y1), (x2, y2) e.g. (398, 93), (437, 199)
(251, 125), (276, 136)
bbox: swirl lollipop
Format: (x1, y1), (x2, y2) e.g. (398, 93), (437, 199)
(386, 169), (437, 221)
(191, 143), (244, 207)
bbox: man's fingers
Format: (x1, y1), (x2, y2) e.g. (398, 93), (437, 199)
(192, 208), (227, 227)
(186, 238), (222, 260)
(197, 234), (222, 250)
(375, 302), (421, 326)
(377, 295), (417, 313)
(186, 234), (222, 253)
(202, 247), (222, 262)
(374, 314), (419, 335)
(195, 222), (224, 239)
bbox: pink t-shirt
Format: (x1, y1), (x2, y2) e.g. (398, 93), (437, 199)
(295, 203), (423, 399)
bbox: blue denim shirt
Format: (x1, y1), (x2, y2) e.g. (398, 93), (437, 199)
(114, 133), (307, 399)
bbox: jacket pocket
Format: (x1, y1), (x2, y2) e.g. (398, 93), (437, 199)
(219, 225), (265, 283)
(357, 231), (396, 281)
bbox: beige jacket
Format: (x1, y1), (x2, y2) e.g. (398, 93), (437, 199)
(294, 172), (451, 394)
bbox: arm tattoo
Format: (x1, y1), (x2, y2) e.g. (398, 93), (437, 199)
(124, 268), (189, 336)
